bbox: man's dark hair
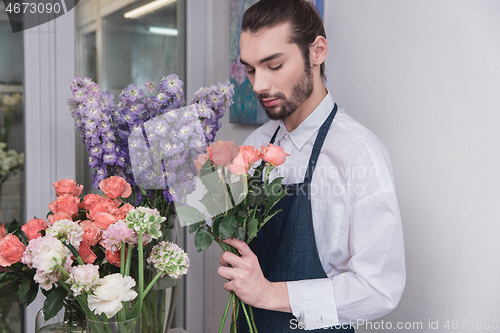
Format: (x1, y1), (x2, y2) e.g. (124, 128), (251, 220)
(242, 0), (327, 82)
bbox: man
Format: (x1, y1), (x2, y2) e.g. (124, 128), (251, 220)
(218, 0), (406, 331)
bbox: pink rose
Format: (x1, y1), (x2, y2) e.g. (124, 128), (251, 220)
(194, 153), (211, 172)
(77, 241), (97, 264)
(99, 176), (132, 199)
(80, 220), (102, 246)
(21, 218), (48, 240)
(106, 249), (124, 267)
(0, 234), (25, 267)
(93, 212), (116, 230)
(48, 194), (80, 218)
(260, 144), (289, 166)
(227, 146), (262, 175)
(113, 203), (134, 221)
(0, 224), (5, 241)
(88, 199), (118, 220)
(48, 212), (72, 225)
(53, 178), (83, 197)
(80, 193), (104, 211)
(207, 141), (239, 166)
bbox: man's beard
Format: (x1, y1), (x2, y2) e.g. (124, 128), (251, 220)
(258, 66), (314, 121)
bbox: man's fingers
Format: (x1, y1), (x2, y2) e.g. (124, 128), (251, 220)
(218, 266), (233, 281)
(223, 237), (254, 257)
(219, 250), (241, 267)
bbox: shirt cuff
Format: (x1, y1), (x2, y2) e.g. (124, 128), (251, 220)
(287, 278), (339, 330)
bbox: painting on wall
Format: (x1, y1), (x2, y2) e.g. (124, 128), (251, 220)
(229, 0), (324, 124)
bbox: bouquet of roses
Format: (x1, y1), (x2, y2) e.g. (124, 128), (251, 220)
(0, 176), (189, 331)
(176, 141), (289, 333)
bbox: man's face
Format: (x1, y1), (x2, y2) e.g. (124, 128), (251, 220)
(239, 23), (313, 120)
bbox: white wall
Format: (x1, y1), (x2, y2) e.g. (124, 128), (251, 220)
(327, 1), (500, 332)
(195, 1), (500, 332)
(23, 9), (76, 333)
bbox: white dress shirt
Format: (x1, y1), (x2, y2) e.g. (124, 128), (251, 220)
(243, 93), (406, 330)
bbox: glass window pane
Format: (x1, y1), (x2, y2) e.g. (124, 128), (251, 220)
(0, 1), (25, 332)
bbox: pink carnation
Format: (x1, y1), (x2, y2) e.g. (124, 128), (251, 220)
(102, 221), (138, 252)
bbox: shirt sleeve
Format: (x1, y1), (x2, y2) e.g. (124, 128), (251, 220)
(287, 190), (406, 330)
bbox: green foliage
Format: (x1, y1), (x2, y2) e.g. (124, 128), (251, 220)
(194, 228), (213, 252)
(42, 286), (68, 320)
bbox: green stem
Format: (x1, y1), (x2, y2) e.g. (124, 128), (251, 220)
(138, 233), (144, 314)
(62, 240), (84, 265)
(128, 234), (144, 319)
(219, 292), (232, 333)
(239, 299), (254, 333)
(142, 272), (162, 296)
(125, 243), (133, 276)
(249, 305), (258, 333)
(231, 292), (237, 333)
(120, 243), (125, 276)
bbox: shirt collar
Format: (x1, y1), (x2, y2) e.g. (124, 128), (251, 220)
(276, 92), (335, 150)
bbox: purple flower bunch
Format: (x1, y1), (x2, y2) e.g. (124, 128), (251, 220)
(69, 77), (122, 187)
(191, 81), (235, 142)
(68, 75), (234, 209)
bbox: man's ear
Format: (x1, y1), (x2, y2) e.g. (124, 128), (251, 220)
(310, 36), (328, 68)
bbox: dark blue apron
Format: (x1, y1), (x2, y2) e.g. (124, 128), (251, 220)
(238, 104), (354, 332)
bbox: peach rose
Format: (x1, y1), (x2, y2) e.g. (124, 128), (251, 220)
(80, 220), (102, 246)
(0, 224), (5, 241)
(77, 241), (97, 264)
(194, 153), (210, 172)
(48, 212), (72, 225)
(53, 178), (83, 197)
(227, 146), (263, 175)
(93, 212), (116, 230)
(0, 234), (25, 267)
(21, 218), (48, 240)
(99, 176), (132, 199)
(88, 199), (118, 220)
(113, 203), (134, 221)
(48, 194), (80, 218)
(207, 141), (239, 166)
(260, 144), (289, 166)
(80, 193), (104, 211)
(106, 249), (124, 267)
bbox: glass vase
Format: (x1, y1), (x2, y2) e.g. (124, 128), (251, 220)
(35, 296), (86, 333)
(141, 214), (179, 333)
(86, 315), (140, 333)
(35, 308), (86, 333)
(141, 276), (178, 333)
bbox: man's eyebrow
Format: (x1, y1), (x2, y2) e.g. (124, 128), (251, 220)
(239, 53), (284, 66)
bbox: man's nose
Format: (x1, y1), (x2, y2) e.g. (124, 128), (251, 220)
(251, 70), (270, 95)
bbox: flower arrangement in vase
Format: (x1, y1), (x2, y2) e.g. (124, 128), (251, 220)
(66, 74), (234, 332)
(0, 177), (189, 333)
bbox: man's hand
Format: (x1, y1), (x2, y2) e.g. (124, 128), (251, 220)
(218, 238), (292, 313)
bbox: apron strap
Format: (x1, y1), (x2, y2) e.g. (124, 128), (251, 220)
(304, 103), (337, 184)
(268, 104), (338, 185)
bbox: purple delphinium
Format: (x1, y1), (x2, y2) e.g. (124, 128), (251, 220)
(69, 74), (234, 211)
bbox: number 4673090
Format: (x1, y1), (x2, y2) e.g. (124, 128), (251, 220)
(5, 1), (62, 15)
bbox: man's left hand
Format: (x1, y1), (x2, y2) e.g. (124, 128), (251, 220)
(218, 238), (291, 313)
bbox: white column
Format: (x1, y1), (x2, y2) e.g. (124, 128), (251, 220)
(23, 7), (75, 332)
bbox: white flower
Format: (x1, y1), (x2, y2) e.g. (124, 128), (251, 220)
(47, 219), (84, 250)
(88, 273), (138, 318)
(22, 235), (73, 290)
(66, 264), (100, 296)
(125, 207), (165, 239)
(147, 241), (190, 279)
